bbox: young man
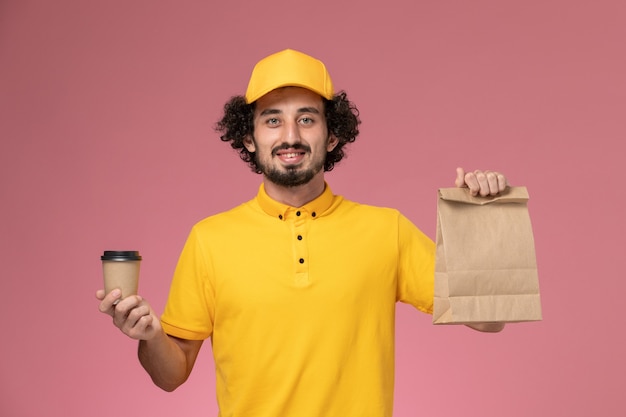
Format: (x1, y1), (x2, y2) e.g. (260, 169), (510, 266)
(97, 49), (507, 417)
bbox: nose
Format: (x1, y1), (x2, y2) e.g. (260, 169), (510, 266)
(284, 120), (301, 144)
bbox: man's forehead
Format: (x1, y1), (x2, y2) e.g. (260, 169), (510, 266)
(254, 87), (325, 114)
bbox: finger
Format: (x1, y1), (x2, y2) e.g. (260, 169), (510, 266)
(121, 300), (156, 340)
(489, 171), (508, 193)
(128, 314), (155, 339)
(496, 172), (508, 192)
(125, 302), (151, 329)
(112, 295), (143, 326)
(486, 171), (500, 195)
(474, 170), (491, 197)
(98, 289), (122, 315)
(464, 172), (480, 196)
(455, 167), (466, 188)
(95, 289), (105, 300)
(116, 294), (142, 311)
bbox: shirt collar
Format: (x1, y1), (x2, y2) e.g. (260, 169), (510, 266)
(256, 182), (336, 221)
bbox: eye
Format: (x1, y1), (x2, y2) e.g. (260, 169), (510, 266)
(299, 117), (314, 125)
(266, 117), (280, 126)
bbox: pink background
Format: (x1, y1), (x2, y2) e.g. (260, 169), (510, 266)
(1, 0), (624, 416)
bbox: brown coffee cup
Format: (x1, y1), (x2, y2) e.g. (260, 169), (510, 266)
(101, 251), (142, 299)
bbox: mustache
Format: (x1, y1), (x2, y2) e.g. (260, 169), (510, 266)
(271, 143), (311, 156)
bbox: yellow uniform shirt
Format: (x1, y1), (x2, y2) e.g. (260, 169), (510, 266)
(161, 183), (435, 417)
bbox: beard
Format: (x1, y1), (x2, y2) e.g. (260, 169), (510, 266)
(262, 164), (319, 187)
(255, 143), (325, 188)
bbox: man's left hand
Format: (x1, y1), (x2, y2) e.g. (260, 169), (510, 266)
(455, 167), (508, 197)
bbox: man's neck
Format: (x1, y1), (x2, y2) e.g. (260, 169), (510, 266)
(263, 174), (326, 207)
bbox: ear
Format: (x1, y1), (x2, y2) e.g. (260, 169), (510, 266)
(243, 135), (256, 152)
(327, 134), (339, 152)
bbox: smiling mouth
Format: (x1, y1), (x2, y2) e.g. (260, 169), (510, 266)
(275, 150), (306, 165)
(279, 152), (305, 158)
(273, 143), (309, 163)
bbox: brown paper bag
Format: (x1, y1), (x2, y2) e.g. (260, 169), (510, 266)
(432, 186), (542, 324)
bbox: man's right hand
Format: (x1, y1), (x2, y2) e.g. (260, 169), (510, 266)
(96, 289), (161, 341)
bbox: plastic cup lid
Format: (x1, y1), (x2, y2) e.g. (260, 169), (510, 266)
(101, 250), (142, 261)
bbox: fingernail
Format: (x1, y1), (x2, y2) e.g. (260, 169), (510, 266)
(112, 289), (121, 297)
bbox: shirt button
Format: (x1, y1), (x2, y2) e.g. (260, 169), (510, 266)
(296, 211), (301, 216)
(297, 235), (302, 240)
(299, 258), (304, 264)
(278, 214), (283, 220)
(312, 212), (316, 217)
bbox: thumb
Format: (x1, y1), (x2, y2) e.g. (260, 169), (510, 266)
(455, 167), (466, 188)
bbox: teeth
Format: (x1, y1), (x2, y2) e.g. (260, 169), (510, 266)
(283, 153), (300, 158)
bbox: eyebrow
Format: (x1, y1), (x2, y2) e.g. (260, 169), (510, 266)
(259, 107), (321, 117)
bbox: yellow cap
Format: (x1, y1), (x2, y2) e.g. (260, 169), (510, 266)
(245, 49), (334, 103)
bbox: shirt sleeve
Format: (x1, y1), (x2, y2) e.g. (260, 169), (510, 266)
(161, 225), (215, 340)
(396, 213), (435, 314)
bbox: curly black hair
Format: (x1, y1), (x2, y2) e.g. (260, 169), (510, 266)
(215, 91), (361, 173)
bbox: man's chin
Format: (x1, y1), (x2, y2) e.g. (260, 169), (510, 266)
(264, 169), (315, 188)
(279, 160), (306, 169)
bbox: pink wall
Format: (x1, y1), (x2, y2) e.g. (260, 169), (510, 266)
(1, 0), (624, 416)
